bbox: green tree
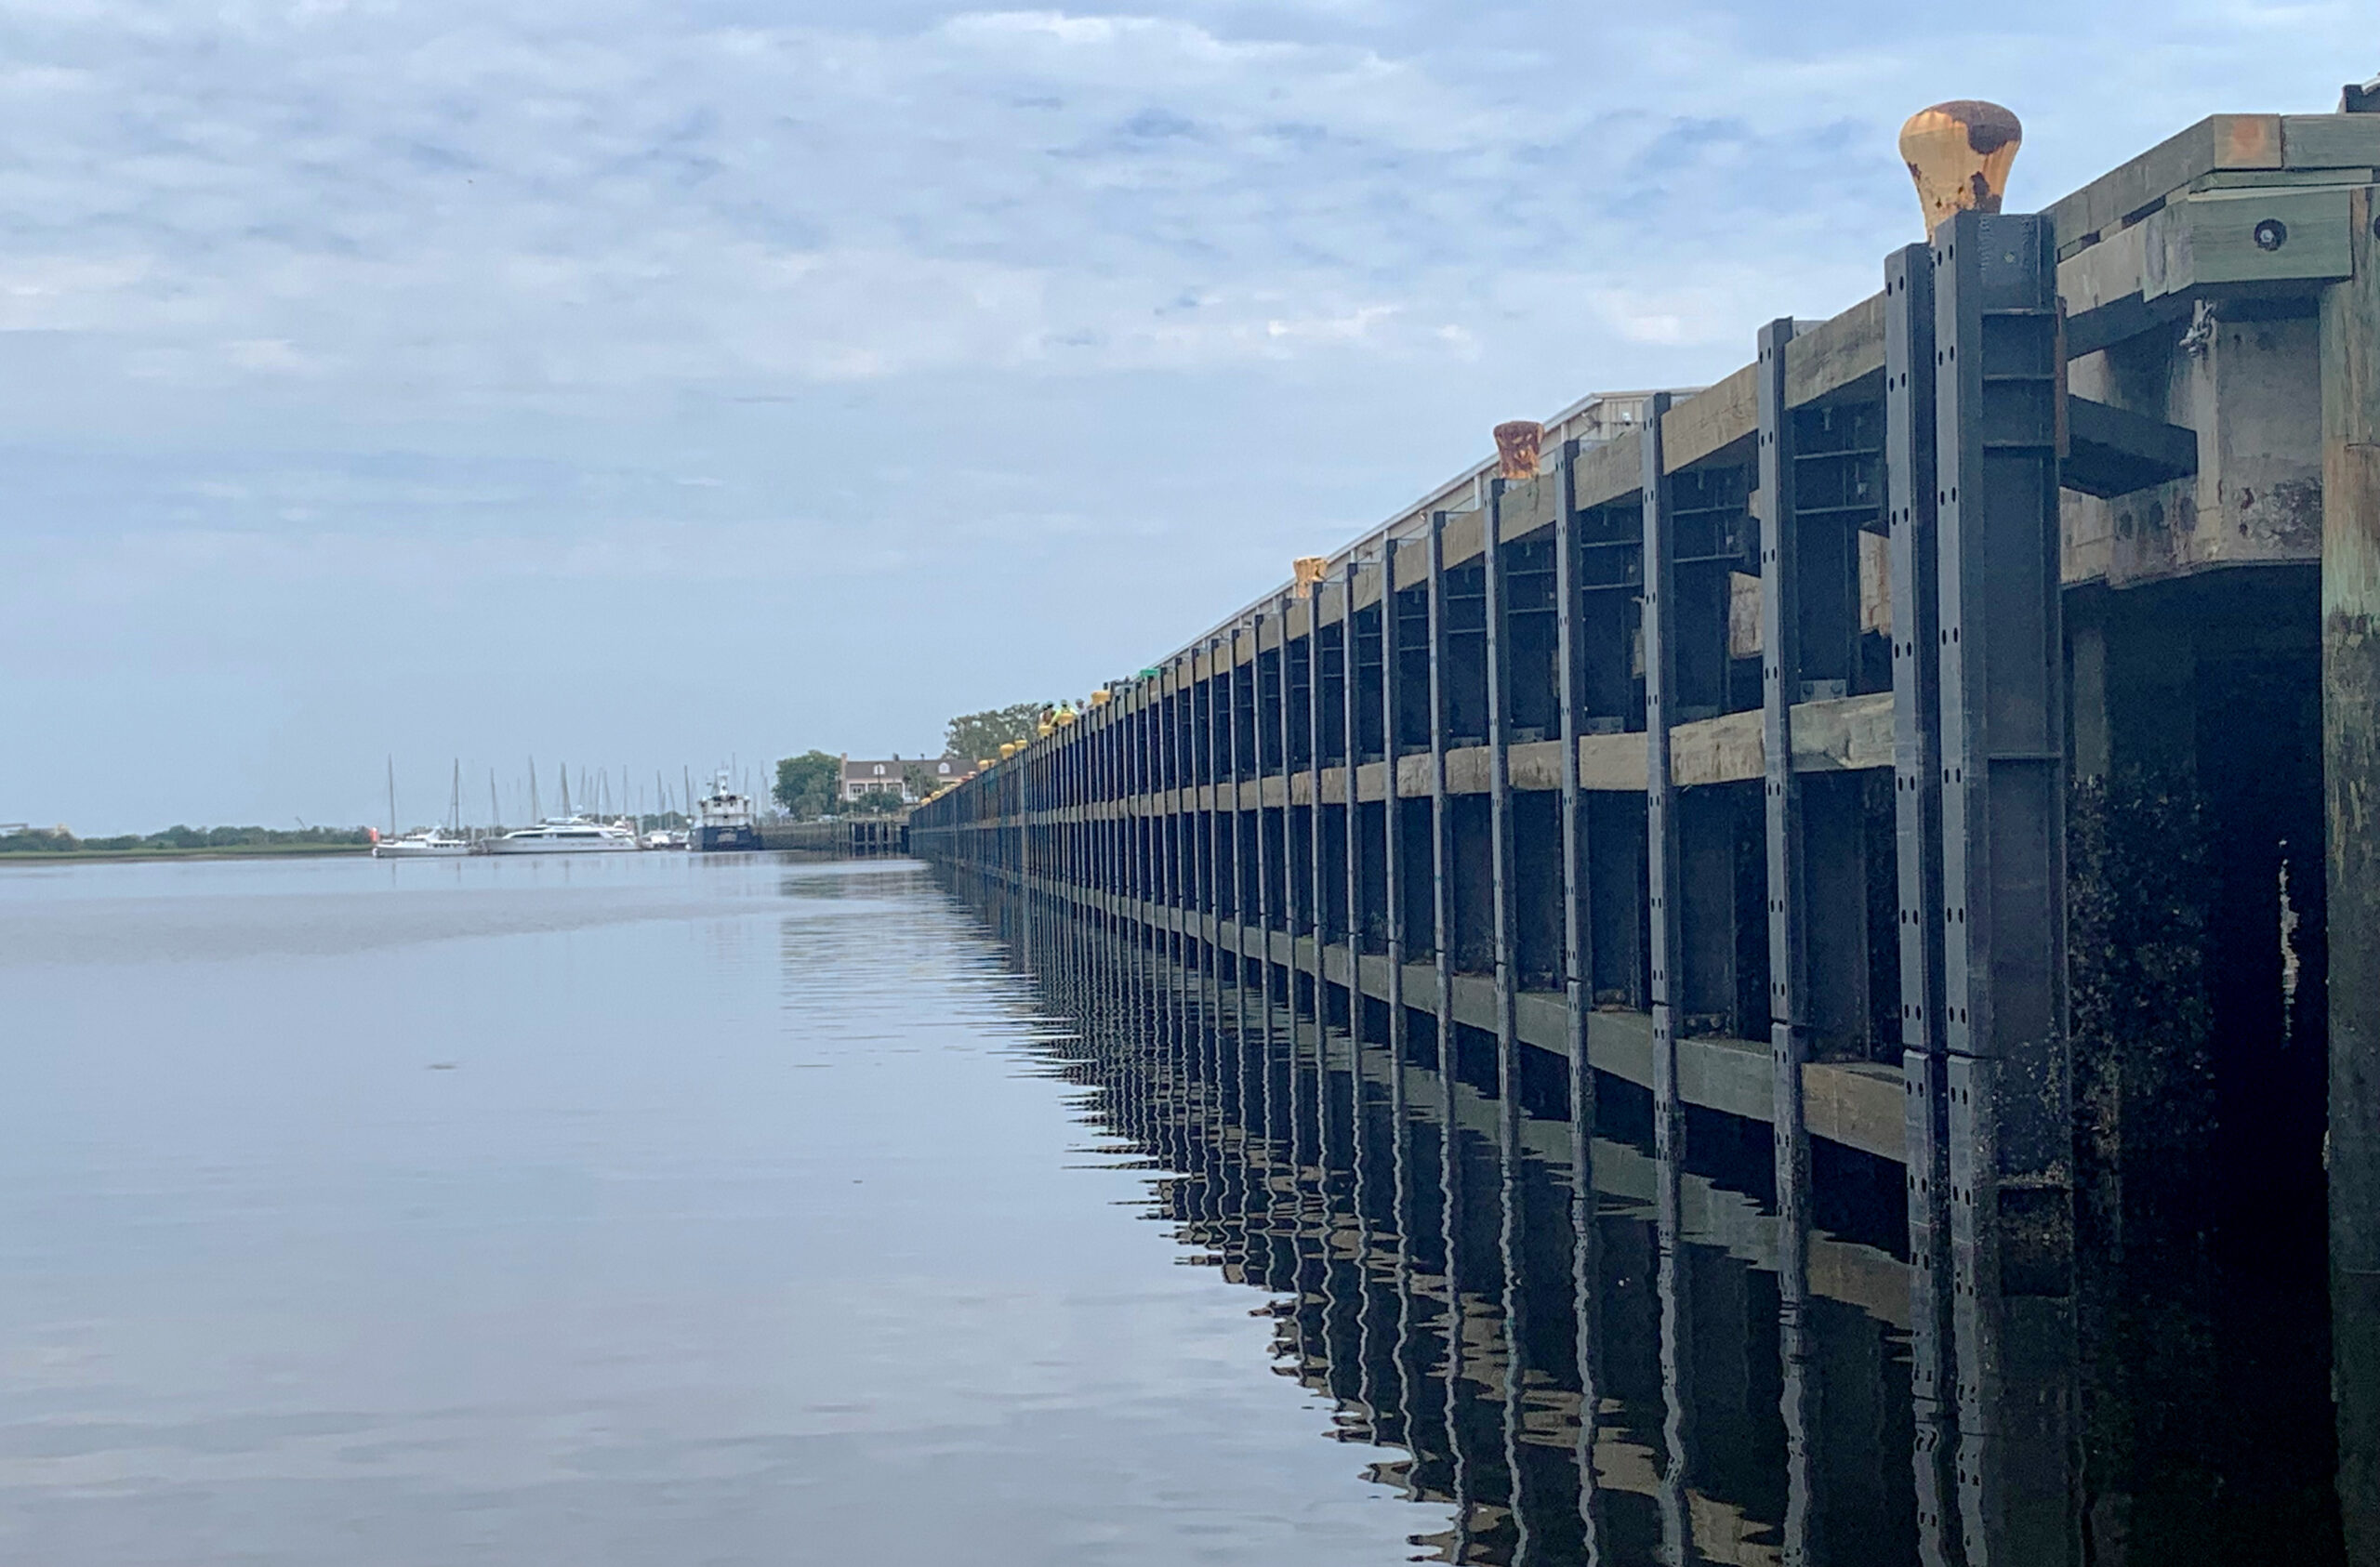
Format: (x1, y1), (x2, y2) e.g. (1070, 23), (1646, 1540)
(904, 760), (959, 799)
(850, 787), (906, 816)
(774, 751), (842, 820)
(944, 704), (1043, 767)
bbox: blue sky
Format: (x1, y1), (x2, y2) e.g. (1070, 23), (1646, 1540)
(0, 0), (2362, 832)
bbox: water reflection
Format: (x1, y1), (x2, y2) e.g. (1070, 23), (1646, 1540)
(969, 877), (2347, 1566)
(0, 856), (1444, 1567)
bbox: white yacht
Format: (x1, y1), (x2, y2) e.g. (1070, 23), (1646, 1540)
(479, 817), (641, 855)
(372, 827), (472, 859)
(374, 758), (473, 857)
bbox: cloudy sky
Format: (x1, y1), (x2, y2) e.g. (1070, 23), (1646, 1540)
(0, 0), (2361, 832)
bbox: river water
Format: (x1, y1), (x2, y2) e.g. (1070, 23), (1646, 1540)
(0, 851), (2348, 1563)
(0, 853), (1436, 1564)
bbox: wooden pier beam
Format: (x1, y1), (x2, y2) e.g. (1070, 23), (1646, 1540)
(1341, 559), (1365, 1056)
(1640, 390), (1701, 1561)
(1229, 625), (1252, 1040)
(1306, 595), (1329, 1034)
(1486, 477), (1524, 1110)
(1276, 601), (1299, 1010)
(1553, 441), (1595, 1089)
(1643, 392), (1684, 1155)
(1551, 428), (1613, 1555)
(1758, 311), (1828, 1563)
(1482, 469), (1538, 1559)
(1887, 235), (1960, 1567)
(1382, 534), (1414, 1162)
(1157, 670), (1177, 967)
(1428, 512), (1460, 1084)
(1378, 532), (1425, 1468)
(2325, 181), (2380, 1564)
(1195, 650), (1214, 1004)
(1421, 507), (1479, 1540)
(1935, 208), (2078, 1566)
(1202, 639), (1230, 1116)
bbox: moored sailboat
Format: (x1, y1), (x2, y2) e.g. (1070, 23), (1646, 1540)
(373, 759), (472, 858)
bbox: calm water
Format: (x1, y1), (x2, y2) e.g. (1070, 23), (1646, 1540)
(2, 851), (2348, 1564)
(0, 853), (1440, 1564)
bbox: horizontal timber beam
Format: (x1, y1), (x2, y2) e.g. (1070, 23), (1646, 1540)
(982, 865), (1907, 1163)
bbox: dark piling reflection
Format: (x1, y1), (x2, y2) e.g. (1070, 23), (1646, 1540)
(956, 872), (2347, 1564)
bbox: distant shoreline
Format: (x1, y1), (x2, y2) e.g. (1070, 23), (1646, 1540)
(0, 843), (374, 867)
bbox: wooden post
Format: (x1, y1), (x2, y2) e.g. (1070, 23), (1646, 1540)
(1640, 393), (1698, 1561)
(1309, 590), (1329, 1041)
(1228, 626), (1252, 1058)
(1934, 207), (2076, 1566)
(1486, 480), (1522, 1099)
(2325, 182), (2380, 1563)
(1552, 433), (1610, 1554)
(1422, 508), (1475, 1551)
(1483, 473), (1538, 1556)
(1383, 539), (1412, 1086)
(1887, 235), (1960, 1567)
(1757, 311), (1827, 1563)
(1342, 560), (1365, 1057)
(1380, 533), (1423, 1462)
(1428, 512), (1459, 1083)
(1277, 605), (1300, 1014)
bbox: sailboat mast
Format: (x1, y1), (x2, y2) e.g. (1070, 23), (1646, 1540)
(387, 756), (396, 837)
(489, 769), (501, 833)
(528, 756), (540, 823)
(449, 760), (461, 835)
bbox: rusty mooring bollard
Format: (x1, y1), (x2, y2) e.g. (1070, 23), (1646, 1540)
(1492, 420), (1542, 481)
(1898, 100), (2022, 230)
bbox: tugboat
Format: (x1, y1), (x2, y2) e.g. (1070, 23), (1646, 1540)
(692, 772), (762, 852)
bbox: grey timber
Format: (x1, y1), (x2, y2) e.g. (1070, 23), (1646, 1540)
(758, 818), (906, 857)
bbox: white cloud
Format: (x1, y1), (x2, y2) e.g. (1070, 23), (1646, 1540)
(223, 336), (323, 374)
(0, 0), (2365, 827)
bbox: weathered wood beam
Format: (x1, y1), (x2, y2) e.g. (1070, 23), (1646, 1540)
(1936, 208), (2078, 1565)
(2322, 180), (2380, 1563)
(2061, 394), (2199, 498)
(2046, 114), (2284, 258)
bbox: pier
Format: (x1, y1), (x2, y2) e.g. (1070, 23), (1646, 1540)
(913, 104), (2380, 1562)
(760, 818), (908, 858)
